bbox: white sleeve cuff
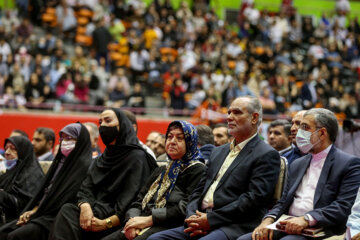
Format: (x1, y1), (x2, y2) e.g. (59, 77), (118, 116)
(306, 214), (317, 226)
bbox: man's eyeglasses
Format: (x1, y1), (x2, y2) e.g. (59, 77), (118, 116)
(299, 124), (323, 131)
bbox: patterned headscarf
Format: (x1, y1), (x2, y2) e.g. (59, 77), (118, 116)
(142, 120), (203, 209)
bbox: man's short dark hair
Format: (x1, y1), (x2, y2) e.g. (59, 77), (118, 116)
(268, 119), (291, 137)
(304, 108), (338, 142)
(35, 127), (55, 147)
(123, 110), (137, 126)
(11, 129), (29, 138)
(213, 123), (230, 137)
(196, 125), (215, 146)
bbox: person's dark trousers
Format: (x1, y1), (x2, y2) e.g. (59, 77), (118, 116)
(236, 231), (309, 240)
(147, 226), (229, 240)
(49, 203), (118, 240)
(0, 220), (49, 240)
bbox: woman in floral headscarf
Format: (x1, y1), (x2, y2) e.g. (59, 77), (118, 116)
(102, 120), (207, 240)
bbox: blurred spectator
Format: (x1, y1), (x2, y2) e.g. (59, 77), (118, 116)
(55, 72), (73, 103)
(169, 78), (186, 114)
(17, 18), (33, 39)
(25, 72), (45, 105)
(84, 122), (102, 159)
(1, 10), (20, 36)
(107, 80), (126, 108)
(56, 0), (77, 38)
(127, 82), (145, 109)
(108, 67), (130, 96)
(0, 36), (11, 63)
(129, 46), (149, 83)
(71, 46), (89, 73)
(92, 18), (112, 62)
(259, 86), (277, 114)
(108, 14), (125, 42)
(73, 72), (89, 103)
(345, 93), (360, 119)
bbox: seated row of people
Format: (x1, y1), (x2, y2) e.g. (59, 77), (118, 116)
(0, 96), (360, 240)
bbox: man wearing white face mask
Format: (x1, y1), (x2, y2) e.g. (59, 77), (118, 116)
(240, 108), (360, 240)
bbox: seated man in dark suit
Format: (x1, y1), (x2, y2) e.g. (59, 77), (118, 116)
(147, 96), (281, 240)
(284, 110), (307, 165)
(240, 108), (360, 240)
(267, 119), (293, 157)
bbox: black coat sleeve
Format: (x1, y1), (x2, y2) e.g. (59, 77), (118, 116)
(76, 165), (97, 207)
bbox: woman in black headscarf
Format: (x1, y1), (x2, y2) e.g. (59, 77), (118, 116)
(0, 123), (92, 240)
(102, 120), (207, 240)
(0, 136), (44, 224)
(49, 108), (157, 240)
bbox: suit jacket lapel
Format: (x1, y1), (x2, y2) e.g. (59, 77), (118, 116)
(313, 146), (336, 207)
(214, 136), (259, 190)
(288, 154), (312, 198)
(202, 145), (229, 194)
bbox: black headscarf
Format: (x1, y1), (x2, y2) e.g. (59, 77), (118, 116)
(0, 136), (44, 220)
(90, 108), (157, 184)
(23, 123), (92, 230)
(77, 108), (157, 220)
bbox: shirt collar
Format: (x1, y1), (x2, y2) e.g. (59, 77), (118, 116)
(311, 144), (332, 162)
(230, 133), (258, 152)
(279, 145), (293, 154)
(38, 151), (53, 161)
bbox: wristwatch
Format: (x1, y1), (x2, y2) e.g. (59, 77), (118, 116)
(105, 218), (113, 229)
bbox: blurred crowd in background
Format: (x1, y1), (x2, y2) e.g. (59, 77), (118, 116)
(0, 0), (359, 122)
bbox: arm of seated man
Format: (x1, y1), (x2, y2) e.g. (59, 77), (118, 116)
(252, 217), (275, 240)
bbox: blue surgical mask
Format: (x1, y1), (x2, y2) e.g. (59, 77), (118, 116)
(4, 158), (17, 170)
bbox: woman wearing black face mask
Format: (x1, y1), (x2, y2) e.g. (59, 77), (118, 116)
(50, 108), (157, 240)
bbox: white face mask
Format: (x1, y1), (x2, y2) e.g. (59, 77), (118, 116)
(61, 140), (76, 157)
(296, 128), (321, 153)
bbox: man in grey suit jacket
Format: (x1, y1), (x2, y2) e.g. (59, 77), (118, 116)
(147, 96), (280, 240)
(241, 108), (360, 240)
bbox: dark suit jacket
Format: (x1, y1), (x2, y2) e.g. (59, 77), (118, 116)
(266, 145), (360, 235)
(186, 135), (280, 240)
(281, 146), (303, 165)
(42, 152), (54, 161)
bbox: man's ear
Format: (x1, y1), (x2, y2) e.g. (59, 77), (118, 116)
(47, 140), (54, 150)
(252, 112), (259, 125)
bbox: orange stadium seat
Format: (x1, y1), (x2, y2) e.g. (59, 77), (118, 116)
(78, 9), (93, 18)
(75, 35), (93, 47)
(77, 17), (89, 26)
(76, 26), (87, 35)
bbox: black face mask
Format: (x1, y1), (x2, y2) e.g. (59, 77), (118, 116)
(99, 126), (118, 146)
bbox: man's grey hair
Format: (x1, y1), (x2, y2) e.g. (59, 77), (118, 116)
(84, 122), (99, 138)
(304, 108), (338, 142)
(245, 96), (263, 127)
